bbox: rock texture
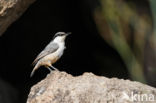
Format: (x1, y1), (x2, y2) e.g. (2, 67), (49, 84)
(0, 0), (36, 36)
(27, 71), (156, 103)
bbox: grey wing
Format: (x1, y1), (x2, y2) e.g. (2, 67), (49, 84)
(32, 42), (59, 65)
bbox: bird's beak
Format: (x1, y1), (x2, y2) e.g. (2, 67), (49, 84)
(66, 32), (71, 36)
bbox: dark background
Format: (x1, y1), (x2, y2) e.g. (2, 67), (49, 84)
(0, 0), (149, 102)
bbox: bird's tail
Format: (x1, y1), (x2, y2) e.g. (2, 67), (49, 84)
(30, 63), (40, 77)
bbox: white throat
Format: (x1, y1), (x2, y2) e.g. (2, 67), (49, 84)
(53, 36), (66, 58)
(53, 36), (65, 43)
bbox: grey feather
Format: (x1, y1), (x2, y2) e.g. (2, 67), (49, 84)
(32, 42), (59, 65)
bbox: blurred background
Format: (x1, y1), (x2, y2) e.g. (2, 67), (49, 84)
(0, 0), (156, 103)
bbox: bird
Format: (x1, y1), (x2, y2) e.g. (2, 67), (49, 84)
(30, 32), (71, 77)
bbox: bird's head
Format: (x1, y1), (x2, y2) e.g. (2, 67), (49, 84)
(53, 32), (71, 43)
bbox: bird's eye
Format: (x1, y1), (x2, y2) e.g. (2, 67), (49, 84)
(59, 34), (64, 36)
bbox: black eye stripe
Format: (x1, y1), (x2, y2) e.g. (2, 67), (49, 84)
(53, 33), (65, 39)
(58, 33), (64, 36)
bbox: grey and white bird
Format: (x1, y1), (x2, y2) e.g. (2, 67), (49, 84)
(31, 32), (71, 77)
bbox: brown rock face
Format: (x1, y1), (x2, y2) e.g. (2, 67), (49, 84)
(27, 71), (156, 103)
(0, 0), (36, 36)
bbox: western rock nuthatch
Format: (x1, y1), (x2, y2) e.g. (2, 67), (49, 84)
(31, 32), (71, 77)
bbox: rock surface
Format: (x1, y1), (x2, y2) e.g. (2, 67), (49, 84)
(27, 71), (156, 103)
(0, 0), (36, 36)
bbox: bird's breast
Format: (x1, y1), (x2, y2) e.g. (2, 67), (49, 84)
(46, 44), (65, 62)
(39, 44), (65, 66)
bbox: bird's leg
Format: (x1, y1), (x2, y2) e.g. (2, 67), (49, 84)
(46, 67), (52, 72)
(50, 65), (58, 71)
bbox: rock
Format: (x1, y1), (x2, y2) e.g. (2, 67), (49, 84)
(27, 71), (156, 103)
(0, 0), (36, 36)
